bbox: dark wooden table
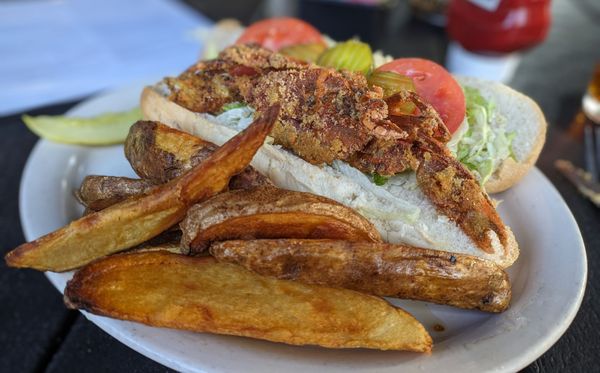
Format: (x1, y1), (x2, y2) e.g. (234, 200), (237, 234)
(1, 1), (599, 372)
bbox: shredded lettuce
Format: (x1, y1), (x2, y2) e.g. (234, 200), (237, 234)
(220, 102), (247, 112)
(216, 104), (255, 131)
(372, 173), (389, 186)
(449, 86), (515, 185)
(331, 161), (421, 223)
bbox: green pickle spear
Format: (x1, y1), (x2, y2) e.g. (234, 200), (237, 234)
(22, 107), (141, 145)
(317, 40), (373, 75)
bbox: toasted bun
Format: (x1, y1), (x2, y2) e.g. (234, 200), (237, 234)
(141, 86), (518, 268)
(456, 77), (547, 193)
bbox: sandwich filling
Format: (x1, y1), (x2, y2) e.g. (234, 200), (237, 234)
(448, 87), (515, 184)
(160, 44), (509, 254)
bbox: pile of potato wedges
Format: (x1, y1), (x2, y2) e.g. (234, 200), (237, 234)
(5, 104), (512, 353)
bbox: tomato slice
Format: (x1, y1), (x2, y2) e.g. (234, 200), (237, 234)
(377, 58), (466, 134)
(236, 17), (325, 52)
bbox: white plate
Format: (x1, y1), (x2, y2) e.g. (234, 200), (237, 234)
(20, 83), (587, 373)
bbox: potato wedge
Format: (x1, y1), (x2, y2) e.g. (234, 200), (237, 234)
(124, 120), (271, 189)
(181, 187), (382, 252)
(64, 252), (432, 352)
(211, 239), (511, 312)
(5, 106), (279, 271)
(76, 175), (155, 211)
(127, 229), (184, 254)
(124, 120), (215, 183)
(77, 171), (270, 212)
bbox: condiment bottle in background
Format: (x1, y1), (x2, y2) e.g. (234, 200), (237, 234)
(582, 63), (600, 181)
(583, 63), (600, 124)
(445, 0), (551, 83)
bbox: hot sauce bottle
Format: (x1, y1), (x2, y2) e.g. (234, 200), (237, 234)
(445, 0), (551, 82)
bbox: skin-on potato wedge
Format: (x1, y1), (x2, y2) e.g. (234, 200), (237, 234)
(77, 171), (270, 213)
(211, 239), (511, 312)
(124, 120), (272, 189)
(64, 252), (432, 352)
(75, 175), (155, 211)
(77, 178), (186, 252)
(5, 106), (279, 272)
(124, 120), (214, 184)
(181, 187), (382, 252)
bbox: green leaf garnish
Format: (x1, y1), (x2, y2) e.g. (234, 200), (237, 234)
(373, 173), (389, 186)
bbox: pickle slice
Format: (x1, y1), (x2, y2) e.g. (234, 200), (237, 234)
(279, 43), (326, 63)
(368, 70), (416, 98)
(369, 71), (417, 114)
(317, 40), (373, 75)
(389, 100), (417, 116)
(23, 107), (141, 145)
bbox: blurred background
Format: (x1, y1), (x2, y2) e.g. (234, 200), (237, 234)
(1, 0), (599, 119)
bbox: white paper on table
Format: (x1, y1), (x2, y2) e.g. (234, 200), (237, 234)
(0, 0), (213, 116)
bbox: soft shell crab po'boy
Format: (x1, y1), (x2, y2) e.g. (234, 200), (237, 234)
(141, 18), (546, 268)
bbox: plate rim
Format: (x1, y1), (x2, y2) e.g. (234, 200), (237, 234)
(500, 168), (588, 371)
